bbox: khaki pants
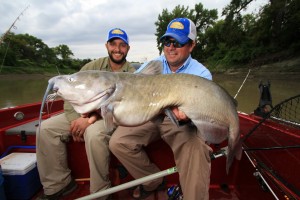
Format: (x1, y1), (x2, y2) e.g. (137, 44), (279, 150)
(109, 118), (212, 200)
(36, 113), (111, 200)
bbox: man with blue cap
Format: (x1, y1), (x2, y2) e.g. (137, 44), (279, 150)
(36, 28), (135, 200)
(110, 18), (213, 200)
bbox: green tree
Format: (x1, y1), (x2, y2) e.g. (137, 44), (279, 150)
(155, 5), (190, 54)
(0, 32), (83, 73)
(53, 44), (74, 60)
(190, 3), (218, 61)
(0, 33), (57, 67)
(220, 0), (300, 65)
(0, 39), (17, 66)
(52, 44), (75, 70)
(155, 3), (218, 62)
(254, 0), (300, 51)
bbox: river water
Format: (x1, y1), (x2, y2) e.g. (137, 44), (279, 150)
(0, 73), (299, 114)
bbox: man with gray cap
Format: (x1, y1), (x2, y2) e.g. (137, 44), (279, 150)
(36, 28), (135, 200)
(109, 18), (212, 200)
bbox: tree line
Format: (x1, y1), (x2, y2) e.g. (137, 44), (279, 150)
(155, 0), (300, 71)
(0, 32), (91, 74)
(1, 0), (299, 74)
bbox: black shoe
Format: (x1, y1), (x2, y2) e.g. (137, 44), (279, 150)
(132, 179), (166, 199)
(36, 179), (77, 200)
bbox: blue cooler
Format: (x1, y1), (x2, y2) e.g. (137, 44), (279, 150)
(0, 153), (42, 200)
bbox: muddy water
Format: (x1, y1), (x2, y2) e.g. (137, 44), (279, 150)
(214, 73), (299, 113)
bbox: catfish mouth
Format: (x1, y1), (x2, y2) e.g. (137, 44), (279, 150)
(85, 87), (115, 104)
(57, 87), (114, 103)
(56, 86), (115, 112)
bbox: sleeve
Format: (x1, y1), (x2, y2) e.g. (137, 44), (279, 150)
(63, 101), (81, 122)
(79, 62), (91, 71)
(127, 64), (137, 73)
(80, 60), (98, 71)
(200, 69), (212, 80)
(120, 61), (137, 73)
(191, 59), (213, 80)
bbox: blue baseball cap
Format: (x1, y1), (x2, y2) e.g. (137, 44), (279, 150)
(107, 28), (129, 44)
(160, 18), (196, 44)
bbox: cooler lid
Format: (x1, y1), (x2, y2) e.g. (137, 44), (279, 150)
(0, 153), (37, 175)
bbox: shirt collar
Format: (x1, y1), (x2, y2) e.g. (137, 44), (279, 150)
(163, 55), (192, 73)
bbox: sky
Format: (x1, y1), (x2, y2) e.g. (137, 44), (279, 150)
(0, 0), (268, 63)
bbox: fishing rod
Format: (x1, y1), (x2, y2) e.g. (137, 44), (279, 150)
(75, 145), (229, 200)
(244, 149), (300, 199)
(0, 5), (30, 73)
(241, 94), (300, 199)
(0, 5), (30, 44)
(76, 167), (178, 200)
(245, 145), (300, 151)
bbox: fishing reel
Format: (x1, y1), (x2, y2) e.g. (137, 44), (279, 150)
(167, 184), (183, 200)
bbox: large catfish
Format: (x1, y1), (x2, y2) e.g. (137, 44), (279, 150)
(40, 61), (242, 173)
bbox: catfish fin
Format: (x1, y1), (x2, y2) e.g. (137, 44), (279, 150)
(101, 105), (116, 133)
(135, 60), (163, 75)
(164, 108), (179, 127)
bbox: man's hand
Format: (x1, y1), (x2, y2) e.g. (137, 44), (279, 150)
(81, 112), (101, 124)
(70, 117), (91, 142)
(171, 107), (188, 121)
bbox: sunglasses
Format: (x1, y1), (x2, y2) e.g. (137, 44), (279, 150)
(163, 39), (187, 48)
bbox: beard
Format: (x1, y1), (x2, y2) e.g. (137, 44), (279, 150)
(108, 52), (127, 64)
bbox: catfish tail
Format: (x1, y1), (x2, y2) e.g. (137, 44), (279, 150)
(226, 135), (243, 174)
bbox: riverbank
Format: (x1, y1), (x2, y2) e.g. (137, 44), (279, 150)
(1, 56), (299, 80)
(216, 56), (300, 80)
(0, 73), (53, 80)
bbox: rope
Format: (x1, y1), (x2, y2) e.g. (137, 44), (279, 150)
(234, 69), (251, 99)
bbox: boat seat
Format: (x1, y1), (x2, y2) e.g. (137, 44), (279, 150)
(5, 120), (39, 135)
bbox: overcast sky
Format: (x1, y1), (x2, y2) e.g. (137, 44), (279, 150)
(0, 0), (268, 63)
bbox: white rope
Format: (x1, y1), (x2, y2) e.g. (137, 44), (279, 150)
(234, 69), (251, 99)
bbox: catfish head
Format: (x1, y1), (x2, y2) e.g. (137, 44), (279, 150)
(48, 70), (118, 114)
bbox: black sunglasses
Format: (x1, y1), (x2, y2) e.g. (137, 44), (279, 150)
(163, 39), (186, 48)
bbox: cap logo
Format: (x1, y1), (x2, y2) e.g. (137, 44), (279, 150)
(169, 22), (184, 30)
(111, 29), (124, 35)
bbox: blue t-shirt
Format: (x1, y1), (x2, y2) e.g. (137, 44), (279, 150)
(136, 55), (212, 80)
